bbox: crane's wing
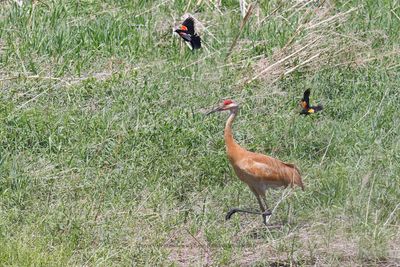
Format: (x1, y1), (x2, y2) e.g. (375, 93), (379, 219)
(182, 17), (195, 35)
(237, 154), (303, 189)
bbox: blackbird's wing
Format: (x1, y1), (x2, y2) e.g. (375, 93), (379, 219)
(300, 89), (310, 109)
(312, 105), (323, 112)
(182, 17), (195, 35)
(178, 32), (192, 42)
(190, 35), (201, 49)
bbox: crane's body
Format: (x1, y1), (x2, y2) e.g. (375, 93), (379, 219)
(208, 100), (304, 224)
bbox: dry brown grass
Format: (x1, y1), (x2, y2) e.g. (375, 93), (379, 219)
(235, 1), (399, 87)
(164, 216), (400, 266)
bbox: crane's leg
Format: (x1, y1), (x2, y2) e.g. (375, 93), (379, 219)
(256, 194), (266, 212)
(260, 194), (272, 225)
(251, 191), (272, 225)
(260, 193), (272, 214)
(225, 187), (271, 224)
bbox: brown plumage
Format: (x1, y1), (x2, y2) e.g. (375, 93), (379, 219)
(207, 99), (304, 224)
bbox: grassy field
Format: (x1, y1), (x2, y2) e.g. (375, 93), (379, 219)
(0, 0), (399, 265)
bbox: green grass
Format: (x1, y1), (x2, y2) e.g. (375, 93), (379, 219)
(0, 0), (399, 265)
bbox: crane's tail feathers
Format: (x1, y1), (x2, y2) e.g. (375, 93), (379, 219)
(282, 162), (300, 174)
(299, 181), (305, 191)
(282, 162), (304, 190)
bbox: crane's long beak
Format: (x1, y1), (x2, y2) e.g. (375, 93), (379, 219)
(206, 106), (223, 115)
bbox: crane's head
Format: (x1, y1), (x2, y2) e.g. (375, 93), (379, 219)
(206, 99), (239, 115)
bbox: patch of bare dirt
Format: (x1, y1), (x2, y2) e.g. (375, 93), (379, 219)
(164, 228), (213, 267)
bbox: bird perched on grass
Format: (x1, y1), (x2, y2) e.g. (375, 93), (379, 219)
(300, 89), (323, 115)
(175, 17), (201, 50)
(207, 100), (304, 225)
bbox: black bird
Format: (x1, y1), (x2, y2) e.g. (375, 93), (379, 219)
(300, 89), (323, 115)
(175, 17), (201, 50)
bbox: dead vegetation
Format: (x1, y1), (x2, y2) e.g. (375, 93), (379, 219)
(234, 1), (399, 86)
(165, 220), (400, 266)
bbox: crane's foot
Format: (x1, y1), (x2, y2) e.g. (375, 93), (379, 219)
(225, 208), (273, 225)
(225, 208), (267, 221)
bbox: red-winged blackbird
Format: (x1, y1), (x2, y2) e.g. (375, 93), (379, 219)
(300, 89), (323, 115)
(175, 17), (201, 50)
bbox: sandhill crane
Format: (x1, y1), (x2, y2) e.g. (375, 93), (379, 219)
(300, 89), (323, 115)
(207, 100), (304, 224)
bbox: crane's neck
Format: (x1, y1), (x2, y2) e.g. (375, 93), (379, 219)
(224, 108), (243, 160)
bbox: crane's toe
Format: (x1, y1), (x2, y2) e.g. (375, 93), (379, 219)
(225, 208), (240, 220)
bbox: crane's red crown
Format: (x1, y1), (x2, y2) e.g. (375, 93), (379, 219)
(223, 99), (233, 105)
